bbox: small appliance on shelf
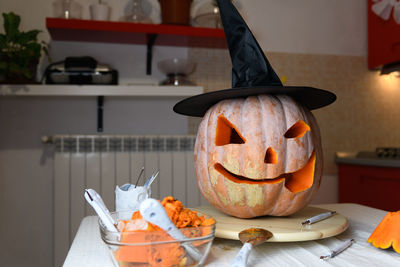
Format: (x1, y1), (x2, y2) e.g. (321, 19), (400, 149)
(44, 56), (118, 85)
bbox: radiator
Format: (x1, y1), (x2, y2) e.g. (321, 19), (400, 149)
(53, 134), (208, 266)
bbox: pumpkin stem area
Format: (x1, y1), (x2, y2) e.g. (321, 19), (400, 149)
(214, 151), (316, 193)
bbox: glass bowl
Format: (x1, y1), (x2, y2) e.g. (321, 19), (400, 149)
(157, 58), (196, 76)
(157, 58), (197, 85)
(99, 211), (216, 267)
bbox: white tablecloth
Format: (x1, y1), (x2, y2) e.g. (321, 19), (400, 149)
(63, 203), (400, 267)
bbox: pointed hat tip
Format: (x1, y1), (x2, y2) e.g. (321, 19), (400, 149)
(216, 0), (282, 88)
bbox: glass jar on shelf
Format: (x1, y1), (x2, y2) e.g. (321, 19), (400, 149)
(125, 0), (152, 23)
(192, 0), (222, 28)
(52, 0), (82, 19)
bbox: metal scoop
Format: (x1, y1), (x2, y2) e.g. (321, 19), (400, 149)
(229, 228), (273, 267)
(144, 170), (159, 189)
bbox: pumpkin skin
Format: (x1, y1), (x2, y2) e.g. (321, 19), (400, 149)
(194, 95), (323, 218)
(367, 210), (400, 254)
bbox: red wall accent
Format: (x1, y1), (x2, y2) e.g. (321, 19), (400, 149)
(368, 0), (400, 69)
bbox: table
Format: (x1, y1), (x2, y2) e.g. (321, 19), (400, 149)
(63, 203), (400, 267)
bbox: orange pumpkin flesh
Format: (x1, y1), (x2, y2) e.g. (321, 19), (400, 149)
(367, 211), (400, 254)
(284, 120), (311, 139)
(214, 151), (315, 194)
(264, 147), (278, 164)
(216, 115), (246, 146)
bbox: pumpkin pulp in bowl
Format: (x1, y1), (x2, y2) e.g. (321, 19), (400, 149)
(99, 196), (216, 267)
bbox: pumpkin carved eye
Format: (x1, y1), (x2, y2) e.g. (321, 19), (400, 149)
(284, 120), (310, 139)
(215, 115), (246, 146)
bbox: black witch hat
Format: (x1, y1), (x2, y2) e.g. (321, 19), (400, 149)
(173, 0), (336, 117)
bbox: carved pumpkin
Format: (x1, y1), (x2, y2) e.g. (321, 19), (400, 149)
(367, 211), (400, 254)
(194, 94), (323, 218)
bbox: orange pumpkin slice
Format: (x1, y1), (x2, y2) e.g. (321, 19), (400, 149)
(367, 210), (400, 254)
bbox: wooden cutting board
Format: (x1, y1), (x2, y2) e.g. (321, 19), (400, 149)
(195, 205), (349, 242)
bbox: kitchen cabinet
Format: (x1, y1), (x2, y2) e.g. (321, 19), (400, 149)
(368, 0), (400, 69)
(335, 152), (400, 211)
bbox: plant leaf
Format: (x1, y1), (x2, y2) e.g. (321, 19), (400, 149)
(17, 30), (40, 45)
(0, 61), (8, 74)
(25, 43), (41, 58)
(22, 68), (32, 79)
(0, 34), (6, 49)
(3, 12), (20, 43)
(8, 62), (22, 73)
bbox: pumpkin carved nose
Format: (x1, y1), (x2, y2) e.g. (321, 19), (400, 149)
(264, 147), (278, 164)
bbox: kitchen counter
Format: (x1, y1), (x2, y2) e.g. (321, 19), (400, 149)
(63, 203), (400, 267)
(335, 151), (400, 168)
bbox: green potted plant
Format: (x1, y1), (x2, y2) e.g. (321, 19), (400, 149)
(0, 12), (48, 84)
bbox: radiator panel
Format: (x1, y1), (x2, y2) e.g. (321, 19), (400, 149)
(54, 152), (70, 267)
(101, 152), (116, 214)
(86, 152), (101, 216)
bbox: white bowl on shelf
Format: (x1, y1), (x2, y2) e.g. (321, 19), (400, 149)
(157, 58), (197, 86)
(157, 58), (196, 76)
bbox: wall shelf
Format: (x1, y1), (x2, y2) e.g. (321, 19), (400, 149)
(46, 18), (227, 48)
(43, 18), (213, 131)
(0, 84), (202, 132)
(0, 84), (203, 97)
(46, 18), (227, 75)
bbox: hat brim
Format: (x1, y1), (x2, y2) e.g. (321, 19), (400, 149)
(173, 86), (336, 117)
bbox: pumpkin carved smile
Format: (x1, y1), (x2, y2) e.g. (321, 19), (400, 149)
(214, 150), (316, 193)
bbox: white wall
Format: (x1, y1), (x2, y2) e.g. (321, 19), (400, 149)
(0, 1), (365, 266)
(311, 175), (338, 204)
(242, 0), (367, 56)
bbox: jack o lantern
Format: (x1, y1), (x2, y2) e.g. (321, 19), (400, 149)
(194, 95), (323, 217)
(173, 0), (336, 218)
